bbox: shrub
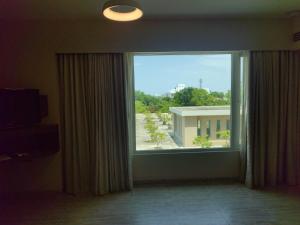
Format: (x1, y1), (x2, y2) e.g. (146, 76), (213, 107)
(193, 135), (212, 148)
(216, 130), (230, 147)
(149, 131), (166, 147)
(135, 100), (147, 113)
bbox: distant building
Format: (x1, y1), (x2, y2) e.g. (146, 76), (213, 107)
(169, 84), (186, 95)
(202, 87), (211, 93)
(169, 106), (230, 147)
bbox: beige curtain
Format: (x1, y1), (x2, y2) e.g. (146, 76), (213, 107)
(240, 53), (250, 185)
(123, 53), (135, 190)
(246, 51), (300, 188)
(58, 53), (132, 195)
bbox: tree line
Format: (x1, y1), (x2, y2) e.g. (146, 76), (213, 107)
(135, 87), (231, 113)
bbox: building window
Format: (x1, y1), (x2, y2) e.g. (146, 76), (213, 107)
(134, 53), (243, 151)
(197, 119), (201, 136)
(216, 120), (221, 139)
(206, 120), (211, 137)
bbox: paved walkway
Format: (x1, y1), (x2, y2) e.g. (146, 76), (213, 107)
(136, 113), (178, 151)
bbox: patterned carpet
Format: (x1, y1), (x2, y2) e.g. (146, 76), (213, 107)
(1, 184), (300, 225)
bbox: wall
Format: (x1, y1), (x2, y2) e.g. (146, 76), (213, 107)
(293, 16), (300, 49)
(182, 115), (230, 147)
(133, 151), (240, 181)
(173, 114), (183, 146)
(184, 116), (197, 146)
(0, 18), (294, 192)
(0, 21), (62, 192)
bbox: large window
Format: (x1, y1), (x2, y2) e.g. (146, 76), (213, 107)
(134, 53), (242, 151)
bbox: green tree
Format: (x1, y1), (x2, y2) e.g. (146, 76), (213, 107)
(144, 112), (166, 147)
(193, 135), (212, 148)
(190, 88), (211, 105)
(145, 121), (158, 134)
(158, 96), (176, 113)
(173, 87), (230, 107)
(135, 100), (147, 113)
(156, 111), (162, 120)
(173, 87), (194, 106)
(158, 99), (174, 113)
(135, 90), (160, 112)
(144, 113), (158, 133)
(144, 112), (153, 122)
(135, 88), (230, 113)
(149, 131), (166, 148)
(161, 113), (171, 125)
(210, 91), (224, 99)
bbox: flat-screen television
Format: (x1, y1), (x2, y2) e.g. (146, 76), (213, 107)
(0, 89), (42, 128)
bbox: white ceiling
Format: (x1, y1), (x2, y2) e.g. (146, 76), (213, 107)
(1, 0), (300, 20)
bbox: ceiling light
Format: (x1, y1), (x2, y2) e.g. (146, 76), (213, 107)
(102, 0), (143, 22)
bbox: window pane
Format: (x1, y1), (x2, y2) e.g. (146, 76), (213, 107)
(197, 119), (201, 136)
(216, 120), (221, 139)
(134, 54), (232, 151)
(206, 120), (211, 137)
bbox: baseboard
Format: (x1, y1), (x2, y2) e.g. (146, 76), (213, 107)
(133, 177), (240, 186)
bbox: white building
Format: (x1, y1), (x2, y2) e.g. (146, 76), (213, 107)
(170, 106), (230, 147)
(169, 84), (186, 95)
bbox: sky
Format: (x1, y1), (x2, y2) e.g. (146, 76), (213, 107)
(134, 54), (231, 96)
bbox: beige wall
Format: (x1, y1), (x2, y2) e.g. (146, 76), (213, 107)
(133, 151), (240, 181)
(293, 16), (300, 49)
(0, 18), (294, 192)
(173, 114), (183, 145)
(183, 116), (197, 146)
(177, 115), (229, 147)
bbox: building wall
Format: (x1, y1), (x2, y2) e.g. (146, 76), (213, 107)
(181, 117), (186, 146)
(179, 115), (230, 147)
(183, 116), (198, 147)
(173, 114), (183, 146)
(0, 18), (294, 192)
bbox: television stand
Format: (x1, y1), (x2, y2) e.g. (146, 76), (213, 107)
(0, 124), (59, 159)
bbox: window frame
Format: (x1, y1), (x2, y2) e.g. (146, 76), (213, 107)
(133, 51), (243, 155)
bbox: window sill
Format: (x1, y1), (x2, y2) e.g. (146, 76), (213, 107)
(133, 148), (240, 156)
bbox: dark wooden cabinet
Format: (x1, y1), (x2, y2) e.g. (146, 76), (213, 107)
(0, 89), (59, 161)
(0, 124), (59, 157)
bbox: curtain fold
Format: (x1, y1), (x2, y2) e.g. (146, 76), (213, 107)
(246, 51), (300, 188)
(123, 53), (135, 190)
(240, 52), (250, 185)
(58, 53), (132, 195)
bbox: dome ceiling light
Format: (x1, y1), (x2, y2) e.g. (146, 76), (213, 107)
(102, 0), (143, 22)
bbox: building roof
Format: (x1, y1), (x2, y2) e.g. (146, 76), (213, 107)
(170, 106), (230, 117)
